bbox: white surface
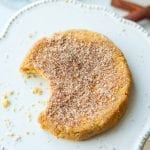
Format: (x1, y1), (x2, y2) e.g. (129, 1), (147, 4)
(0, 1), (150, 150)
(0, 0), (150, 150)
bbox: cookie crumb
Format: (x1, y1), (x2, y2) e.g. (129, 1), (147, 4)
(15, 135), (22, 142)
(0, 137), (4, 141)
(26, 112), (32, 122)
(2, 90), (14, 97)
(1, 97), (11, 108)
(18, 105), (24, 112)
(32, 87), (43, 95)
(31, 104), (35, 107)
(13, 108), (16, 112)
(33, 74), (37, 78)
(38, 100), (46, 106)
(5, 53), (9, 59)
(24, 74), (32, 79)
(7, 132), (15, 137)
(122, 29), (126, 32)
(7, 90), (14, 96)
(25, 131), (30, 135)
(28, 33), (33, 38)
(39, 82), (43, 86)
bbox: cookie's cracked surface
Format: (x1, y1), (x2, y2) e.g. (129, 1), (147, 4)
(20, 29), (131, 140)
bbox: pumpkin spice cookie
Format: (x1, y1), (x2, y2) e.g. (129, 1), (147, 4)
(20, 29), (131, 140)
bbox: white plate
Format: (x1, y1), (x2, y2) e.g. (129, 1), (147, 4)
(0, 1), (150, 150)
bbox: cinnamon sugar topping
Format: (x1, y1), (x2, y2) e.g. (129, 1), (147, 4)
(31, 31), (126, 126)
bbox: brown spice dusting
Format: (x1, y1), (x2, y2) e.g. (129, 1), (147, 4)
(31, 31), (127, 126)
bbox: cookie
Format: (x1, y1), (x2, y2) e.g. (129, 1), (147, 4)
(20, 29), (131, 140)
